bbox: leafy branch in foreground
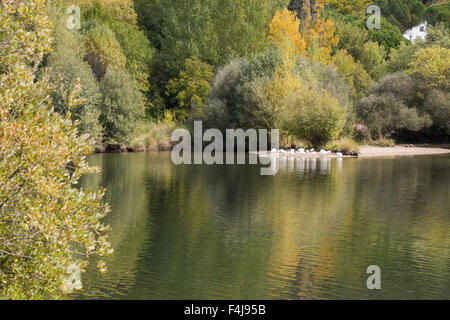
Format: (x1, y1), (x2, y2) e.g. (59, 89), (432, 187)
(0, 0), (112, 299)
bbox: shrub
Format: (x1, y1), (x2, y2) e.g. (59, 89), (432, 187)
(131, 121), (177, 151)
(357, 73), (432, 139)
(324, 138), (360, 155)
(99, 68), (145, 144)
(283, 86), (347, 146)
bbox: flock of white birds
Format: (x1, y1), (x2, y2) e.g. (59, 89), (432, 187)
(270, 148), (343, 158)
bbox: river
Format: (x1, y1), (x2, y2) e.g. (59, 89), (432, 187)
(73, 152), (450, 299)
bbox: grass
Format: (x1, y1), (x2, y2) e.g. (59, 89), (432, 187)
(368, 138), (396, 147)
(131, 120), (178, 151)
(324, 138), (360, 155)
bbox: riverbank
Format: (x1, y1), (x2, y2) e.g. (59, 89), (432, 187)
(256, 144), (450, 159)
(358, 145), (450, 158)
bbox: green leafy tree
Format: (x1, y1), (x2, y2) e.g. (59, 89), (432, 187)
(366, 17), (405, 52)
(99, 68), (145, 144)
(0, 0), (111, 299)
(408, 46), (450, 91)
(166, 57), (213, 120)
(283, 87), (347, 146)
(374, 0), (426, 32)
(423, 2), (450, 30)
(334, 49), (372, 102)
(83, 22), (126, 80)
(45, 6), (103, 145)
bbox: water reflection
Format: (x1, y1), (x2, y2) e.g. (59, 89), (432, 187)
(74, 153), (450, 300)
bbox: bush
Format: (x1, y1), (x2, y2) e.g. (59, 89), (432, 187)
(324, 138), (360, 155)
(357, 73), (432, 139)
(99, 68), (145, 144)
(283, 87), (347, 146)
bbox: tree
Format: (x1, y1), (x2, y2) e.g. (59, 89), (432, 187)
(166, 57), (214, 120)
(423, 89), (450, 136)
(109, 21), (155, 93)
(268, 8), (306, 67)
(325, 0), (372, 15)
(408, 46), (450, 91)
(0, 0), (111, 299)
(423, 2), (450, 30)
(374, 0), (426, 32)
(357, 73), (432, 138)
(366, 17), (405, 52)
(99, 68), (145, 144)
(334, 49), (372, 101)
(45, 6), (103, 145)
(83, 22), (126, 80)
(283, 86), (347, 145)
(359, 41), (386, 77)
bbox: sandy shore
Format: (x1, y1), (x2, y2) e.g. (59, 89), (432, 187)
(358, 145), (450, 158)
(256, 145), (450, 159)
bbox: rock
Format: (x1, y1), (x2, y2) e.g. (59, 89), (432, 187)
(94, 147), (105, 153)
(105, 144), (127, 153)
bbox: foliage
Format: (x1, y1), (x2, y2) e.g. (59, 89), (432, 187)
(108, 22), (154, 93)
(357, 73), (432, 138)
(83, 22), (126, 80)
(131, 121), (178, 151)
(373, 0), (426, 32)
(166, 57), (214, 120)
(369, 138), (396, 147)
(366, 17), (405, 52)
(45, 6), (103, 145)
(324, 0), (372, 15)
(423, 2), (450, 30)
(334, 49), (372, 101)
(408, 46), (450, 91)
(423, 89), (450, 136)
(359, 41), (386, 77)
(99, 68), (145, 144)
(0, 0), (111, 299)
(282, 85), (347, 145)
(269, 9), (306, 66)
(324, 137), (360, 154)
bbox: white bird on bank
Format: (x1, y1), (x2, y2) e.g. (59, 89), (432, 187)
(320, 149), (327, 155)
(271, 148), (278, 153)
(310, 148), (315, 152)
(297, 148), (305, 153)
(310, 151), (317, 155)
(289, 149), (295, 155)
(337, 152), (343, 157)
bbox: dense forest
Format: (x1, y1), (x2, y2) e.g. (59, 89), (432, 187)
(41, 0), (449, 150)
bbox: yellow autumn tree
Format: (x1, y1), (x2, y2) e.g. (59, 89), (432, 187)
(268, 9), (306, 69)
(300, 0), (339, 64)
(324, 0), (372, 15)
(268, 2), (339, 66)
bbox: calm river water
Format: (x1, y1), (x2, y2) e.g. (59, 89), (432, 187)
(74, 152), (450, 299)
